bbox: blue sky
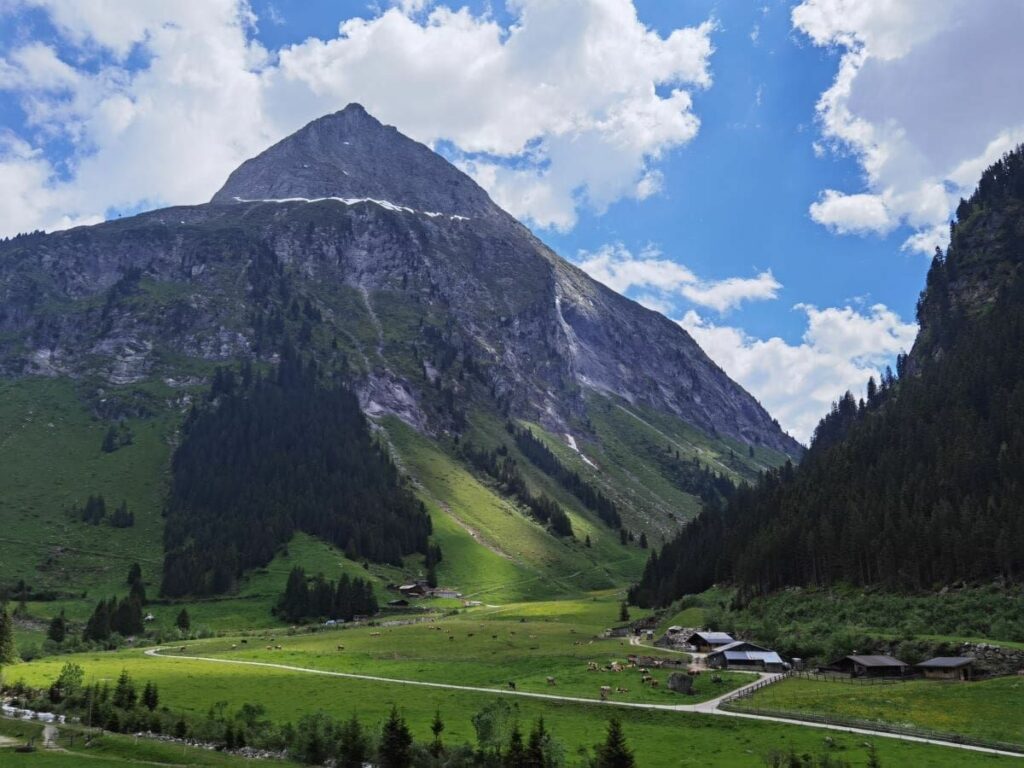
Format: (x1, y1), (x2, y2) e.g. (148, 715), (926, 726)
(1, 0), (1020, 440)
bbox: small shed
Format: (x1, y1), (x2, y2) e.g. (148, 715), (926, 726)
(689, 631), (736, 653)
(917, 657), (974, 681)
(707, 641), (788, 672)
(430, 588), (462, 599)
(824, 654), (909, 678)
(398, 583), (427, 597)
(387, 599), (410, 607)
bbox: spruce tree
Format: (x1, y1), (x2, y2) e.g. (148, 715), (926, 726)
(113, 669), (137, 709)
(47, 610), (67, 643)
(526, 717), (550, 768)
(338, 714), (369, 768)
(378, 705), (413, 768)
(430, 709), (445, 757)
(505, 722), (527, 768)
(594, 718), (635, 768)
(142, 681), (159, 711)
(176, 608), (191, 632)
(0, 608), (18, 664)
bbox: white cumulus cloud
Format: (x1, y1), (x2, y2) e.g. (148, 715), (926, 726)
(681, 303), (917, 443)
(0, 0), (716, 237)
(793, 0), (1024, 254)
(574, 243), (780, 314)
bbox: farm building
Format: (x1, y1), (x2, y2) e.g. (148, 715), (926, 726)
(822, 654), (909, 678)
(387, 598), (410, 607)
(398, 583), (427, 597)
(689, 631), (736, 653)
(917, 657), (974, 681)
(706, 641), (788, 672)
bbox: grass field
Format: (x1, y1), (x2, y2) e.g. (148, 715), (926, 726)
(3, 650), (1009, 766)
(741, 676), (1024, 746)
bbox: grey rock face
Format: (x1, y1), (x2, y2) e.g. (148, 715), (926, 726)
(212, 104), (497, 220)
(0, 106), (801, 457)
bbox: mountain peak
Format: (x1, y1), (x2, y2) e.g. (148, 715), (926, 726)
(211, 104), (497, 218)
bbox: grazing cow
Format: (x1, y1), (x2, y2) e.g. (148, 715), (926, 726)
(546, 676), (556, 686)
(266, 645), (273, 650)
(492, 635), (498, 640)
(573, 640), (582, 646)
(240, 639), (247, 644)
(370, 632), (382, 637)
(337, 645), (344, 651)
(230, 644), (238, 650)
(179, 646), (187, 652)
(449, 636), (454, 641)
(649, 680), (659, 688)
(616, 687), (629, 693)
(508, 681), (517, 691)
(638, 667), (649, 674)
(587, 662), (599, 671)
(641, 674), (652, 683)
(599, 686), (611, 701)
(275, 645), (282, 650)
(468, 633), (474, 638)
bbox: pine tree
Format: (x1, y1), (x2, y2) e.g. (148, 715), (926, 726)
(83, 599), (112, 642)
(505, 722), (527, 768)
(594, 718), (635, 768)
(378, 705), (413, 768)
(430, 708), (445, 757)
(618, 602), (630, 623)
(526, 717), (550, 768)
(126, 562), (142, 586)
(142, 681), (159, 711)
(101, 425), (119, 453)
(866, 743), (882, 768)
(176, 608), (190, 632)
(47, 610), (67, 643)
(112, 669), (137, 709)
(338, 714), (369, 768)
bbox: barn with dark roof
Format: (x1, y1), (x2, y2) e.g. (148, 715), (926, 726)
(822, 654), (909, 678)
(917, 657), (974, 681)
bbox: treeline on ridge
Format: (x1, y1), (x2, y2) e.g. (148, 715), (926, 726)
(160, 347), (431, 597)
(461, 442), (574, 537)
(631, 148), (1024, 607)
(506, 422), (621, 529)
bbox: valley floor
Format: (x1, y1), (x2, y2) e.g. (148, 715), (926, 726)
(4, 595), (1021, 767)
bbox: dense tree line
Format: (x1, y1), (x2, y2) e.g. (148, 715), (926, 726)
(462, 442), (574, 537)
(82, 595), (145, 640)
(506, 423), (621, 529)
(4, 665), (644, 767)
(161, 347), (432, 597)
(277, 566), (378, 623)
(631, 148), (1024, 606)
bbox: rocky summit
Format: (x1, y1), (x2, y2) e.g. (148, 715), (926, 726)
(0, 104), (800, 457)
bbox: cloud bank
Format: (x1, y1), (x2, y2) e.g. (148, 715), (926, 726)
(0, 0), (715, 236)
(793, 0), (1024, 254)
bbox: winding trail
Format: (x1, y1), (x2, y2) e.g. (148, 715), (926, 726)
(143, 648), (1023, 758)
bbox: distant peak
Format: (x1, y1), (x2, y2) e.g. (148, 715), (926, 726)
(211, 106), (497, 218)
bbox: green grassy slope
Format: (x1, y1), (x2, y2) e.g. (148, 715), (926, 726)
(0, 377), (173, 602)
(384, 417), (644, 602)
(743, 676), (1024, 746)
